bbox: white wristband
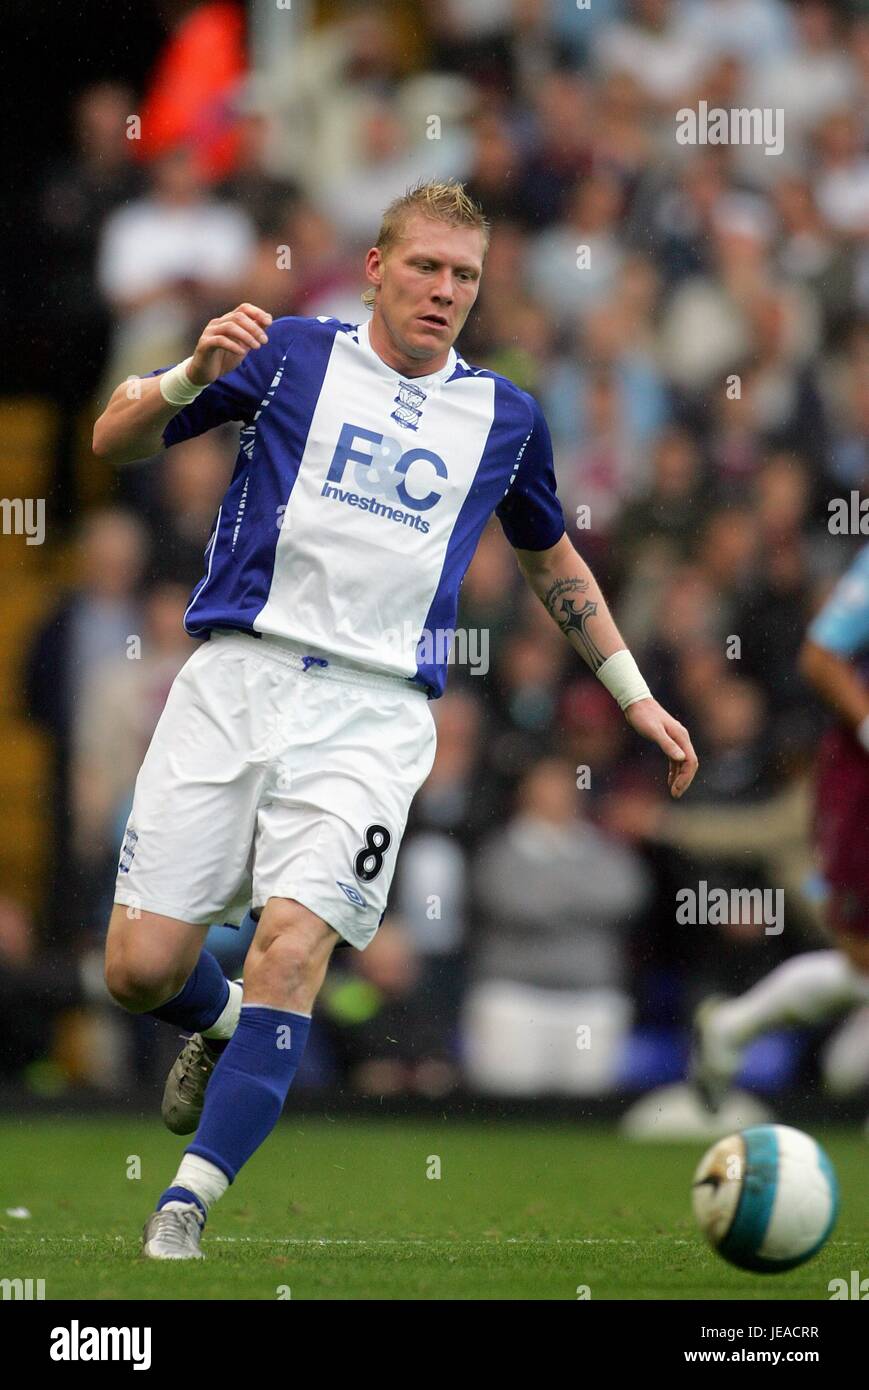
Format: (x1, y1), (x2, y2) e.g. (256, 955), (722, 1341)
(158, 356), (206, 407)
(856, 715), (869, 752)
(596, 649), (653, 710)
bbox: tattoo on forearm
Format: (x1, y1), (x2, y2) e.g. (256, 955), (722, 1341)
(542, 576), (606, 671)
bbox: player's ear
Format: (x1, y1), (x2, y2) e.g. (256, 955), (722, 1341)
(364, 246), (383, 289)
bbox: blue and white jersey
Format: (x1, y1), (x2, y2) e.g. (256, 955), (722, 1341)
(147, 315), (565, 697)
(809, 545), (869, 660)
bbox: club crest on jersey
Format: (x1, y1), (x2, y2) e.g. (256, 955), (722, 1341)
(390, 380), (426, 432)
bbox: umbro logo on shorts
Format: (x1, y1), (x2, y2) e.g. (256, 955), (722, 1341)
(336, 881), (367, 909)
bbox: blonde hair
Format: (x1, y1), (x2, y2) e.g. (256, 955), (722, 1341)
(361, 178), (490, 310)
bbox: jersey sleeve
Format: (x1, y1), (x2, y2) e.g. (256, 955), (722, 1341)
(495, 394), (566, 551)
(808, 545), (869, 657)
(142, 317), (297, 448)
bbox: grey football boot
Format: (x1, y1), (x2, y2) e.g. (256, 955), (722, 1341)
(161, 1031), (222, 1135)
(161, 979), (242, 1134)
(142, 1205), (205, 1260)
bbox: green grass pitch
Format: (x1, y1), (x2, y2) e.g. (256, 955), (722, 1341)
(0, 1117), (864, 1299)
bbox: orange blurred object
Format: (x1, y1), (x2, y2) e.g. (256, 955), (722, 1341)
(135, 1), (247, 182)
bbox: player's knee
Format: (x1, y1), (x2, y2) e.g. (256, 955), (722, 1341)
(104, 943), (188, 1014)
(252, 930), (317, 996)
(249, 899), (334, 999)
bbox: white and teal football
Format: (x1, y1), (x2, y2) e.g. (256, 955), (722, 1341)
(691, 1124), (839, 1273)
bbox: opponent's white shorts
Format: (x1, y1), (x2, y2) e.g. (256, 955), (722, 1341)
(113, 630), (437, 949)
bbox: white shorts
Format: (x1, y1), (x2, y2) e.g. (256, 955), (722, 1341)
(113, 630), (437, 949)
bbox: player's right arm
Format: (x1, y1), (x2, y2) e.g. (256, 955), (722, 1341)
(92, 304), (273, 465)
(799, 641), (869, 729)
(800, 546), (869, 738)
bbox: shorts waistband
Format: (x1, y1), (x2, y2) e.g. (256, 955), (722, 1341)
(209, 629), (430, 698)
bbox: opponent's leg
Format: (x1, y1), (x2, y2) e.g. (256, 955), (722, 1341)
(143, 897), (338, 1259)
(693, 945), (869, 1109)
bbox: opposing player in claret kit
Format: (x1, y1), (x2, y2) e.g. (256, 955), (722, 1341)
(92, 179), (698, 1259)
(693, 543), (869, 1113)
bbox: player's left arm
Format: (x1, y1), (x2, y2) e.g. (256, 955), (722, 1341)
(515, 532), (699, 798)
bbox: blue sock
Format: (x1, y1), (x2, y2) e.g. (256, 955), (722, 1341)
(185, 1005), (311, 1182)
(149, 950), (229, 1032)
(157, 1186), (207, 1222)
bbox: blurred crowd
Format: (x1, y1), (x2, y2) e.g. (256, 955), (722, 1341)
(7, 0), (869, 1100)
